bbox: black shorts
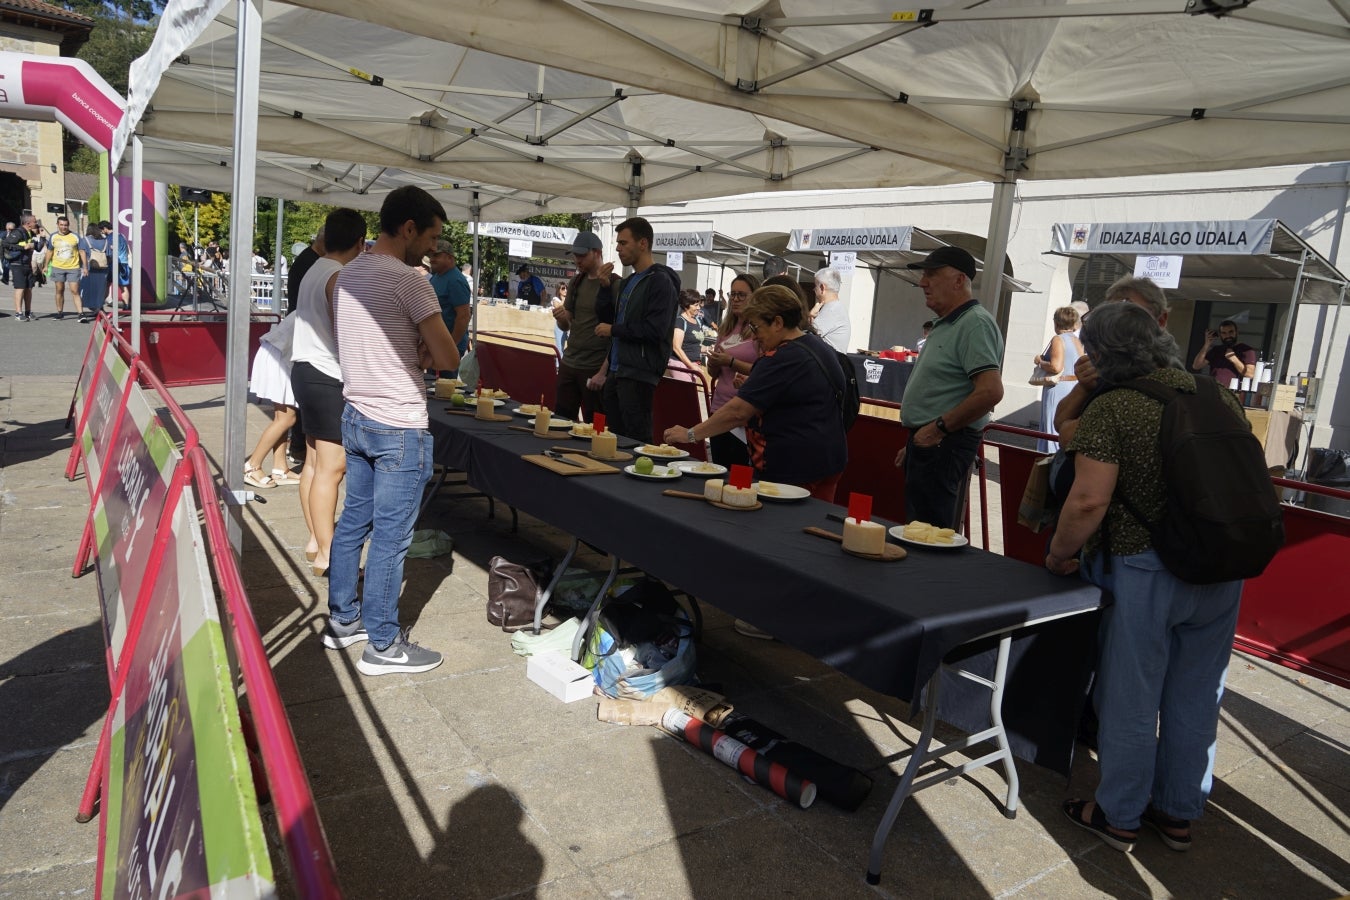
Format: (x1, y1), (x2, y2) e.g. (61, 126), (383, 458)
(10, 264), (34, 290)
(290, 361), (345, 443)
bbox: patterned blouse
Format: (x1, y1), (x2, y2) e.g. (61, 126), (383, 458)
(1066, 368), (1246, 557)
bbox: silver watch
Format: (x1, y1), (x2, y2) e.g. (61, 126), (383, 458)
(686, 428), (697, 443)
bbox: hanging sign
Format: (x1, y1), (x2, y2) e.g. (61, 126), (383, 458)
(1053, 220), (1276, 256)
(652, 231), (713, 252)
(1133, 255), (1183, 289)
(508, 238), (533, 259)
(472, 222), (578, 244)
(788, 226), (912, 252)
(829, 251), (857, 273)
(665, 251), (684, 270)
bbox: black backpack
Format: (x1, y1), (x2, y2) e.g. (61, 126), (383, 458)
(1111, 376), (1283, 584)
(803, 338), (862, 431)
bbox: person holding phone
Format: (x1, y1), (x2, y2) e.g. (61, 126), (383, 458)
(1191, 320), (1256, 386)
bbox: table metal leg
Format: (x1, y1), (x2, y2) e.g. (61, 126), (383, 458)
(866, 633), (1019, 884)
(571, 554), (621, 662)
(532, 537), (578, 634)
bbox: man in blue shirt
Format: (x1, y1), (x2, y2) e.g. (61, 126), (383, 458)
(515, 264), (547, 305)
(428, 240), (472, 375)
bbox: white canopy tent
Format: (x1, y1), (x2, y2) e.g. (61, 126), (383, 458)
(113, 0), (1350, 541)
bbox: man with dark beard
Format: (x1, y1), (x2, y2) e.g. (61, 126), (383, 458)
(1191, 320), (1256, 386)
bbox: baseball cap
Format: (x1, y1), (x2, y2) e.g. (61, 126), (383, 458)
(906, 246), (978, 280)
(517, 264), (530, 274)
(432, 239), (454, 256)
(570, 231), (603, 255)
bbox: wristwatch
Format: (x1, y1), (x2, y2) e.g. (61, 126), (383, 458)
(686, 427), (697, 443)
(934, 416), (950, 435)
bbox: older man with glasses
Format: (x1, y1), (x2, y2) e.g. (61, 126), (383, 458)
(551, 231), (615, 421)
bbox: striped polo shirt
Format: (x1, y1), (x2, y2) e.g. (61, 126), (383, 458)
(333, 252), (440, 429)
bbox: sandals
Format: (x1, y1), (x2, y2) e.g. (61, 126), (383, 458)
(243, 463), (276, 489)
(1063, 799), (1137, 853)
(271, 468), (302, 486)
(1142, 806), (1192, 852)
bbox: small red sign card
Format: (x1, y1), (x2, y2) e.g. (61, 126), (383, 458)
(847, 492), (872, 522)
(593, 412), (606, 432)
(729, 464), (753, 490)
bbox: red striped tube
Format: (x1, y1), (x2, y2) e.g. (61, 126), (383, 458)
(662, 709), (816, 809)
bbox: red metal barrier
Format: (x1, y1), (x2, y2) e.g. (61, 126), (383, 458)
(116, 318), (276, 386)
(188, 446), (343, 897)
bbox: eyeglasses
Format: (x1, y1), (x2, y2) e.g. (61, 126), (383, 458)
(728, 291), (749, 299)
(745, 321), (760, 334)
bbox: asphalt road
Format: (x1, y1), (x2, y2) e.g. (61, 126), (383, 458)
(0, 281), (110, 376)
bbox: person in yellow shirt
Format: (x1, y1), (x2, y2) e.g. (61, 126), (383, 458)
(43, 216), (86, 320)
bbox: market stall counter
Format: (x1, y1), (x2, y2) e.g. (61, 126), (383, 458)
(848, 353), (913, 404)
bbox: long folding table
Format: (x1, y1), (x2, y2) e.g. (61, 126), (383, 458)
(427, 406), (1102, 883)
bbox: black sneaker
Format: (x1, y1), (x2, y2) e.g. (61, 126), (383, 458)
(55, 311), (64, 320)
(356, 628), (443, 676)
(320, 616), (369, 649)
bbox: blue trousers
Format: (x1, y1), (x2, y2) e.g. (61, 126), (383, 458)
(1083, 550), (1242, 830)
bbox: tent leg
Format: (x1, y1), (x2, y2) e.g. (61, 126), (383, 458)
(130, 136), (143, 351)
(471, 192), (481, 345)
(272, 200), (285, 311)
(983, 178), (1016, 323)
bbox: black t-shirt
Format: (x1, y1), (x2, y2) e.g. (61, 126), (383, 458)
(736, 333), (848, 484)
(676, 316), (702, 359)
(287, 246), (321, 314)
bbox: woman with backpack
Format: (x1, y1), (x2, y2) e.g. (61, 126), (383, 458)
(1045, 302), (1248, 856)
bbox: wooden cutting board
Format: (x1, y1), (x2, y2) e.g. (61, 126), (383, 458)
(522, 453), (620, 476)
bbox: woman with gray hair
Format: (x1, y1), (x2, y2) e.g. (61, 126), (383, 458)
(811, 267), (851, 352)
(1046, 301), (1246, 855)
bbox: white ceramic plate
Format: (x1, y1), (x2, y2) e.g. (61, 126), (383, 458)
(671, 460), (727, 477)
(513, 405), (555, 417)
(756, 481), (810, 502)
(464, 397), (506, 407)
(569, 425), (599, 438)
(622, 464), (682, 480)
(634, 445), (690, 461)
(888, 526), (970, 549)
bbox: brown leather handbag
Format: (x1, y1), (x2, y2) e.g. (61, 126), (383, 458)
(487, 556), (553, 632)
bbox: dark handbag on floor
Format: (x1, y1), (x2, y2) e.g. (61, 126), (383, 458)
(487, 556), (555, 632)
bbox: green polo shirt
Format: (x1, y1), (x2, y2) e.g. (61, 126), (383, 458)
(901, 300), (1004, 430)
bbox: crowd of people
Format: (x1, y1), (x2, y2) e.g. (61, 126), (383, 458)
(4, 215), (128, 322)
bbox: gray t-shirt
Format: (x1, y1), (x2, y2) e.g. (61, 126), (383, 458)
(561, 277), (611, 371)
(814, 301), (852, 353)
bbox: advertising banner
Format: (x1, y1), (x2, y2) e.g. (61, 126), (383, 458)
(653, 231), (713, 252)
(788, 226), (913, 253)
(80, 341), (133, 490)
(1133, 254), (1183, 289)
(92, 387), (179, 662)
(472, 221), (578, 244)
(99, 489), (273, 899)
(1053, 220), (1277, 256)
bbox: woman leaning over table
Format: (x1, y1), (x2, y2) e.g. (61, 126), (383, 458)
(664, 284), (847, 502)
(702, 273), (761, 467)
(1046, 302), (1245, 856)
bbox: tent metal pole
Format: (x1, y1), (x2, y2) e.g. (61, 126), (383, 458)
(130, 135), (143, 347)
(471, 191), (481, 345)
(1308, 281), (1346, 459)
(983, 178), (1016, 322)
(272, 199), (285, 311)
(1270, 247), (1307, 398)
(223, 0), (264, 551)
(110, 174), (120, 334)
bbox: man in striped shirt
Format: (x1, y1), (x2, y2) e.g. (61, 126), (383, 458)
(322, 186), (460, 675)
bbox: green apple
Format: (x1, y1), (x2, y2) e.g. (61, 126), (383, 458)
(451, 393), (467, 406)
(634, 456), (654, 475)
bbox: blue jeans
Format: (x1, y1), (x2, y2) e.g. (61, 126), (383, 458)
(328, 406), (433, 649)
(1083, 549), (1242, 830)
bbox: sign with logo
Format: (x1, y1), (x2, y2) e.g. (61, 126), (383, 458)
(93, 387), (179, 661)
(508, 238), (533, 259)
(829, 251), (857, 273)
(653, 231), (713, 252)
(665, 251), (684, 270)
(1133, 254), (1183, 289)
(81, 340), (133, 489)
(788, 226), (912, 252)
(1053, 220), (1277, 256)
(863, 358), (884, 384)
(472, 221), (579, 245)
(100, 488), (274, 899)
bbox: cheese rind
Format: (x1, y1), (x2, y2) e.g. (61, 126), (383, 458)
(534, 406), (553, 435)
(474, 394), (495, 419)
(722, 485), (758, 508)
(434, 379), (458, 399)
(703, 479), (724, 502)
(842, 516), (886, 555)
(592, 429), (617, 458)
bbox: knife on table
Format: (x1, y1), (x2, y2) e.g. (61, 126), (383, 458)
(543, 449), (589, 469)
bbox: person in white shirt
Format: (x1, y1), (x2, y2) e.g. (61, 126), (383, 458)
(252, 250), (269, 273)
(811, 267), (851, 353)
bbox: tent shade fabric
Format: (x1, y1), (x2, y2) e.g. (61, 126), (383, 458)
(1047, 220), (1348, 307)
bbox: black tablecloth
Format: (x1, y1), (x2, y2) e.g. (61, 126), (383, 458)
(429, 407), (1102, 771)
(848, 354), (913, 404)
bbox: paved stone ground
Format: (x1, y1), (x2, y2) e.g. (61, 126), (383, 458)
(2, 302), (1348, 898)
